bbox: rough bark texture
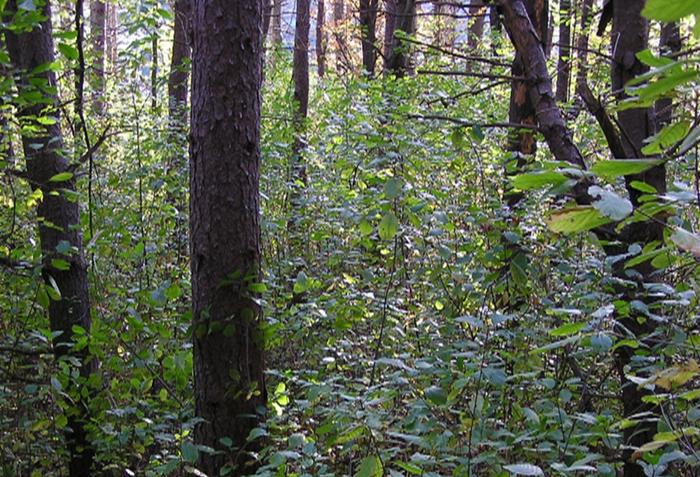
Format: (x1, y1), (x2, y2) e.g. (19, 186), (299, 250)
(168, 0), (191, 120)
(385, 0), (415, 76)
(383, 0), (397, 65)
(263, 0), (273, 40)
(317, 0), (326, 76)
(359, 0), (378, 76)
(333, 0), (347, 72)
(89, 0), (106, 114)
(656, 22), (681, 127)
(292, 0), (310, 210)
(105, 2), (118, 70)
(189, 1), (266, 475)
(555, 0), (570, 102)
(574, 0), (592, 94)
(468, 0), (486, 51)
(5, 1), (96, 475)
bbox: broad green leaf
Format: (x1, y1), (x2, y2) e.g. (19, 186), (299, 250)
(355, 455), (383, 477)
(547, 206), (612, 234)
(642, 0), (700, 22)
(679, 124), (700, 154)
(384, 177), (403, 199)
(394, 461), (423, 475)
(49, 172), (73, 182)
(670, 228), (700, 257)
(591, 159), (664, 179)
(504, 463), (544, 476)
(642, 120), (690, 155)
(424, 385), (448, 405)
(378, 212), (399, 240)
(512, 171), (568, 190)
(549, 321), (587, 337)
(589, 186), (633, 221)
(57, 43), (79, 60)
(181, 442), (198, 463)
(637, 70), (699, 102)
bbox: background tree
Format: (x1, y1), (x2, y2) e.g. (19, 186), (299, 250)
(359, 0), (378, 76)
(189, 0), (266, 474)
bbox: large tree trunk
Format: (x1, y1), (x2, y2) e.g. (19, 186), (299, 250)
(359, 0), (378, 76)
(317, 0), (326, 76)
(189, 1), (266, 475)
(555, 0), (571, 102)
(168, 0), (191, 120)
(89, 1), (106, 114)
(5, 1), (96, 475)
(385, 0), (415, 76)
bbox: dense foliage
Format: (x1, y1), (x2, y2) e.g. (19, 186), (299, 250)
(1, 0), (700, 476)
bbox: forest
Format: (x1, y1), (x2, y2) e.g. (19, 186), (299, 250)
(1, 0), (699, 476)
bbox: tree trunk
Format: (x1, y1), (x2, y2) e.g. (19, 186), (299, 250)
(555, 0), (571, 102)
(89, 0), (106, 114)
(317, 0), (326, 77)
(189, 1), (266, 475)
(5, 1), (96, 475)
(291, 0), (310, 220)
(168, 0), (191, 121)
(105, 2), (118, 71)
(333, 0), (348, 72)
(264, 0), (273, 40)
(383, 0), (396, 65)
(151, 31), (158, 111)
(385, 0), (415, 76)
(574, 0), (592, 95)
(467, 0), (486, 51)
(272, 0), (283, 45)
(359, 0), (378, 76)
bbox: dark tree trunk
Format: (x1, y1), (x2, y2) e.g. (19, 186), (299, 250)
(359, 0), (378, 76)
(317, 0), (326, 76)
(272, 0), (283, 44)
(656, 22), (681, 127)
(151, 31), (158, 111)
(168, 0), (191, 121)
(90, 0), (106, 114)
(5, 1), (96, 475)
(291, 0), (310, 218)
(555, 0), (571, 102)
(383, 0), (396, 65)
(189, 1), (266, 475)
(385, 0), (415, 76)
(333, 0), (348, 72)
(574, 0), (592, 94)
(468, 0), (486, 51)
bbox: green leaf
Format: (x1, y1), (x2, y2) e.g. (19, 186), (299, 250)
(181, 442), (198, 463)
(642, 120), (690, 155)
(384, 177), (403, 199)
(642, 0), (700, 22)
(424, 385), (448, 405)
(549, 322), (587, 337)
(670, 227), (700, 257)
(394, 461), (423, 475)
(355, 455), (383, 477)
(57, 43), (79, 60)
(293, 271), (309, 294)
(547, 206), (612, 234)
(637, 69), (699, 102)
(50, 258), (70, 271)
(512, 171), (568, 190)
(49, 172), (73, 182)
(504, 463), (544, 476)
(679, 124), (700, 154)
(378, 212), (399, 241)
(591, 159), (664, 179)
(589, 186), (633, 221)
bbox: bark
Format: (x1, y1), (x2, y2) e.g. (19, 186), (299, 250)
(574, 0), (592, 94)
(5, 1), (96, 475)
(316, 0), (326, 76)
(151, 32), (158, 111)
(272, 0), (283, 45)
(291, 0), (310, 213)
(555, 0), (571, 102)
(385, 0), (415, 76)
(383, 0), (397, 64)
(333, 0), (347, 72)
(189, 1), (266, 474)
(168, 0), (191, 121)
(105, 2), (118, 70)
(264, 0), (273, 40)
(359, 0), (378, 76)
(656, 22), (681, 127)
(89, 1), (105, 114)
(467, 0), (486, 51)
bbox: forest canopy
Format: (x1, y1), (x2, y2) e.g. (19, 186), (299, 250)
(1, 0), (700, 476)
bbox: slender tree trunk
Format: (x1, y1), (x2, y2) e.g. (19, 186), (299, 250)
(359, 0), (378, 76)
(468, 0), (486, 51)
(168, 0), (191, 120)
(656, 22), (681, 127)
(5, 1), (96, 475)
(190, 1), (266, 475)
(574, 0), (592, 94)
(385, 0), (415, 76)
(264, 0), (273, 40)
(105, 2), (118, 71)
(555, 0), (571, 102)
(89, 1), (106, 114)
(317, 0), (326, 76)
(272, 0), (283, 45)
(383, 0), (396, 64)
(333, 0), (347, 72)
(291, 0), (310, 217)
(151, 31), (158, 111)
